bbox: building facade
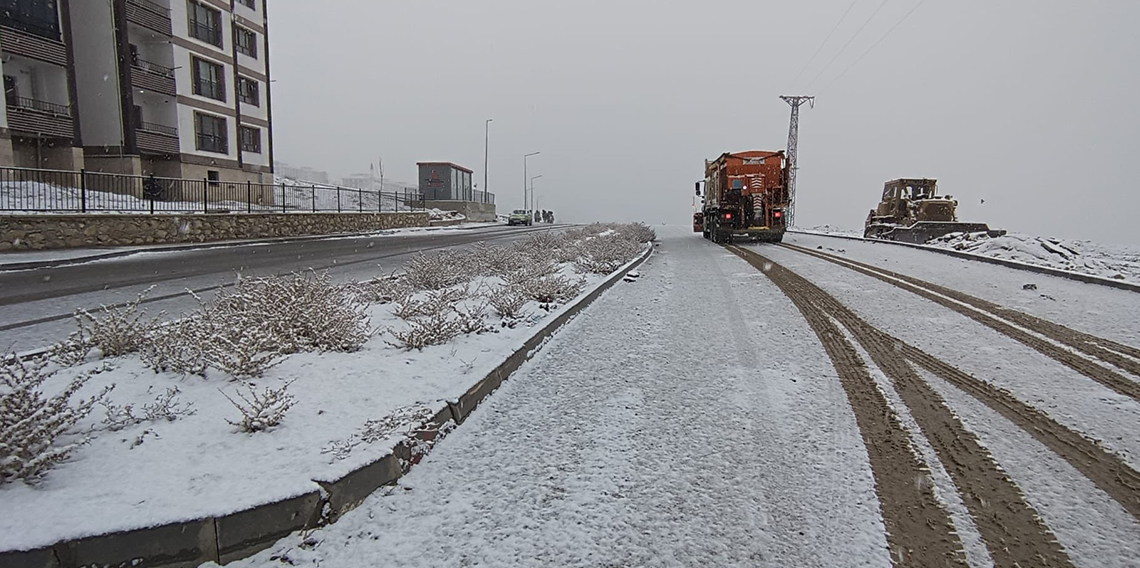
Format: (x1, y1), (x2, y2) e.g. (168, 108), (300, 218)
(2, 0), (274, 184)
(417, 161), (474, 201)
(0, 0), (84, 169)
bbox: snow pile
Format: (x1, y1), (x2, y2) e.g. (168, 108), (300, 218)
(803, 224), (862, 237)
(926, 232), (1140, 282)
(427, 208), (465, 222)
(0, 223), (653, 552)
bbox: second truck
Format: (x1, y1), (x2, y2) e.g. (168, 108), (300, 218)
(698, 150), (789, 243)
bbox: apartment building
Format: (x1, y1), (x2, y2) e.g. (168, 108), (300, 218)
(64, 0), (273, 183)
(0, 0), (84, 169)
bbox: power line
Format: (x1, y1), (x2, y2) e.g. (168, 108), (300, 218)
(788, 0), (858, 90)
(820, 0), (927, 93)
(805, 0), (891, 89)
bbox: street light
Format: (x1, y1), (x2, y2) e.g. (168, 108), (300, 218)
(529, 174), (543, 213)
(523, 151), (539, 211)
(484, 119), (492, 201)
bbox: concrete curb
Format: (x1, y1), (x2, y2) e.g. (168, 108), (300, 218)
(789, 230), (1140, 293)
(0, 243), (654, 568)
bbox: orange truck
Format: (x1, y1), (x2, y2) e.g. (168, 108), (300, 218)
(697, 150), (789, 243)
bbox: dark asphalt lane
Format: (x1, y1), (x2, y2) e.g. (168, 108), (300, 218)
(0, 224), (565, 351)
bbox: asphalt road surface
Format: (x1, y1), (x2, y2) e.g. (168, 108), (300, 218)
(0, 224), (564, 352)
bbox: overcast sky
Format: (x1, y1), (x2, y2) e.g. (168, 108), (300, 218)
(266, 1), (1138, 244)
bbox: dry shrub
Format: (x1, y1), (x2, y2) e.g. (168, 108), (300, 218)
(101, 386), (195, 431)
(1, 356), (112, 484)
(220, 380), (297, 433)
(404, 249), (470, 290)
(488, 285), (530, 327)
(386, 315), (463, 351)
(75, 288), (160, 358)
(575, 233), (643, 274)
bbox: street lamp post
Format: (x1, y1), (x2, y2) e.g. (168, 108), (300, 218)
(523, 152), (539, 211)
(484, 119), (492, 201)
(529, 174), (543, 214)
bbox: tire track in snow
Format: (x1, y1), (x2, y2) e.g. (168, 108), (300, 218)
(779, 243), (1140, 401)
(729, 245), (1077, 568)
(726, 246), (969, 567)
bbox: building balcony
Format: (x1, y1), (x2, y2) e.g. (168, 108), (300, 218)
(130, 57), (177, 96)
(136, 121), (180, 155)
(0, 25), (67, 66)
(5, 96), (74, 139)
(125, 0), (172, 36)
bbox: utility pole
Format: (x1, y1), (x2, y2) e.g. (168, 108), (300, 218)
(780, 95), (814, 228)
(524, 151), (539, 211)
(484, 119), (492, 201)
(530, 174), (543, 212)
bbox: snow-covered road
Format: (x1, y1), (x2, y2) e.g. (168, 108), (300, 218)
(225, 227), (890, 567)
(221, 227), (1140, 568)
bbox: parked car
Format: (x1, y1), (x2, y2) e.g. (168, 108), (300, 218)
(508, 209), (533, 226)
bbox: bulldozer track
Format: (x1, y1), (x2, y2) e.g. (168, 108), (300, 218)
(779, 242), (1140, 402)
(725, 244), (1140, 567)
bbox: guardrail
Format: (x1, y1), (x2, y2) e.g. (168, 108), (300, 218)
(0, 165), (427, 214)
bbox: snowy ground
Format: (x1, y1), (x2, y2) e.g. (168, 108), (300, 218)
(785, 232), (1140, 347)
(0, 226), (648, 552)
(798, 227), (1140, 283)
(218, 227), (891, 568)
(214, 227), (1140, 568)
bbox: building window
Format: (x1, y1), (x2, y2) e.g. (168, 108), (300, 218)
(192, 57), (225, 101)
(0, 0), (60, 41)
(195, 112), (227, 154)
(236, 0), (254, 8)
(187, 0), (222, 47)
(240, 125), (261, 153)
(237, 76), (259, 106)
(235, 26), (257, 58)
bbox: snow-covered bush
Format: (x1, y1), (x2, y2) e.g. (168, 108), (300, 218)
(323, 404), (437, 461)
(75, 288), (160, 358)
(101, 386), (195, 431)
(343, 274), (408, 305)
(201, 321), (286, 379)
(621, 222), (657, 243)
(220, 380), (296, 433)
(404, 250), (471, 290)
(140, 318), (209, 376)
(207, 271), (370, 354)
(392, 287), (467, 320)
(575, 233), (643, 274)
(466, 241), (525, 277)
(387, 314), (463, 351)
(1, 357), (112, 484)
(522, 273), (584, 304)
(455, 301), (494, 335)
(488, 285), (530, 327)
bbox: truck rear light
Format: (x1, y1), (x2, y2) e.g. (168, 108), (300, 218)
(725, 213), (733, 220)
(774, 211), (782, 218)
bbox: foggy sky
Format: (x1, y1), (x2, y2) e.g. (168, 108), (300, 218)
(266, 1), (1139, 244)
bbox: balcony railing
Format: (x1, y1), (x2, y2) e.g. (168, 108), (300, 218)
(133, 57), (175, 78)
(138, 121), (177, 137)
(125, 0), (172, 35)
(6, 96), (71, 117)
(129, 0), (170, 16)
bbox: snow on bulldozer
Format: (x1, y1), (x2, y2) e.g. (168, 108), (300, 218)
(863, 178), (1005, 244)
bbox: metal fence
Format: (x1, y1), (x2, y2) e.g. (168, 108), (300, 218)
(0, 165), (426, 214)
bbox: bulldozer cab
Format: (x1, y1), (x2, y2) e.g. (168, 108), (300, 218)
(884, 178), (938, 201)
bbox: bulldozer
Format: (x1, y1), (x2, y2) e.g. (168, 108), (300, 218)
(864, 178), (1004, 244)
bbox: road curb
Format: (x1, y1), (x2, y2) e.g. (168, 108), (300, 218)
(789, 230), (1140, 293)
(0, 243), (653, 568)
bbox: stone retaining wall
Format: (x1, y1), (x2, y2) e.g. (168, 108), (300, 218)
(0, 212), (430, 251)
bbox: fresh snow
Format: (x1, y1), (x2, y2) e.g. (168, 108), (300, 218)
(0, 235), (640, 552)
(215, 227), (890, 568)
